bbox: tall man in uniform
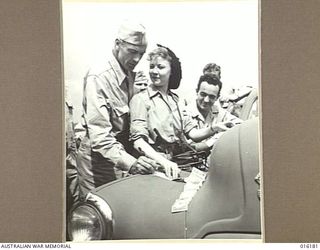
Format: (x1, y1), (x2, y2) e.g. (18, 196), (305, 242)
(76, 20), (157, 199)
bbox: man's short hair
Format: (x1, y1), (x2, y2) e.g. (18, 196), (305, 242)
(196, 74), (222, 97)
(203, 63), (221, 79)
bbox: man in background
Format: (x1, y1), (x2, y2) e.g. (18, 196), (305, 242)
(133, 71), (149, 93)
(202, 62), (253, 117)
(65, 84), (79, 212)
(203, 62), (221, 79)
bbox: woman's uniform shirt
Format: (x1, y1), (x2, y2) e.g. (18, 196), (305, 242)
(129, 85), (196, 149)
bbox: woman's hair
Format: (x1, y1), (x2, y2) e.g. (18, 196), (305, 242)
(147, 44), (182, 90)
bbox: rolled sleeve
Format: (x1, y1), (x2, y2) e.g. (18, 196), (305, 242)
(84, 75), (135, 171)
(129, 93), (150, 142)
(181, 106), (197, 134)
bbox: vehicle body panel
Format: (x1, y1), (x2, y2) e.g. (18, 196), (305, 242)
(91, 175), (186, 239)
(186, 118), (260, 238)
(83, 118), (260, 240)
(240, 88), (258, 120)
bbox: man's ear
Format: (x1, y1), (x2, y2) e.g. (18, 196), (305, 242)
(114, 39), (121, 51)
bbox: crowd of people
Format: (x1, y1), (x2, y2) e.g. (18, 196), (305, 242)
(65, 20), (245, 213)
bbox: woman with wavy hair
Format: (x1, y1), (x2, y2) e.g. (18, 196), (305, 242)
(129, 45), (227, 179)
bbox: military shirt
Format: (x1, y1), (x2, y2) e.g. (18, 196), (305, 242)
(80, 54), (136, 171)
(188, 101), (242, 147)
(129, 85), (196, 145)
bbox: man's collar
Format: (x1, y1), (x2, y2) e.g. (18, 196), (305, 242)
(109, 53), (127, 85)
(190, 100), (220, 120)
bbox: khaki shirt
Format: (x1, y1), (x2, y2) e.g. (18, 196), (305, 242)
(129, 85), (196, 145)
(80, 54), (136, 171)
(190, 102), (240, 127)
(188, 101), (242, 147)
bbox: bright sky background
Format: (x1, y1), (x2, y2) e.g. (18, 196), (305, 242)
(62, 0), (258, 122)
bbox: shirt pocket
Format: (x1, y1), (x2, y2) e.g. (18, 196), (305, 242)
(108, 102), (130, 132)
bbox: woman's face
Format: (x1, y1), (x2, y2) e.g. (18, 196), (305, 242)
(149, 56), (171, 89)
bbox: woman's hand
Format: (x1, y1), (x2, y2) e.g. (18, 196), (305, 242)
(158, 159), (181, 180)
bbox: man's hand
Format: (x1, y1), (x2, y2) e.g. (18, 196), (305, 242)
(210, 122), (229, 134)
(129, 156), (157, 175)
(222, 122), (232, 128)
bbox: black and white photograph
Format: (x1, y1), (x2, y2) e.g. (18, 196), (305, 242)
(63, 0), (260, 241)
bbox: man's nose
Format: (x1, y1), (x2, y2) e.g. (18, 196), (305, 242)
(132, 54), (142, 63)
(204, 96), (210, 102)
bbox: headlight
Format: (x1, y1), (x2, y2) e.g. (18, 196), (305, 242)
(68, 203), (105, 241)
